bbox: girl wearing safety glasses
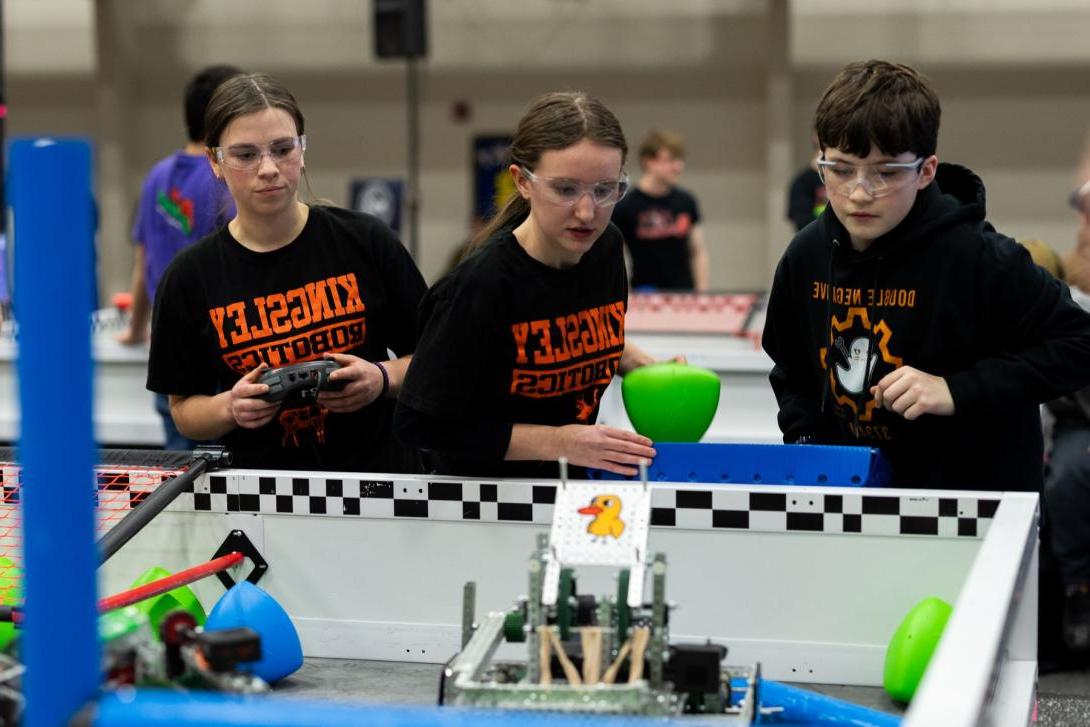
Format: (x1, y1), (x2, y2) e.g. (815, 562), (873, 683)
(396, 91), (663, 478)
(147, 73), (427, 472)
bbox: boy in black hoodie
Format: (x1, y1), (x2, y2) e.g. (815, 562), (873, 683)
(762, 59), (1090, 491)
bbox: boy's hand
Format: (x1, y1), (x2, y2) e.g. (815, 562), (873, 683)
(870, 366), (954, 420)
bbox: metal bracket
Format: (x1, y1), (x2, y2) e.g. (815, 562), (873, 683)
(210, 529), (268, 589)
(192, 445), (232, 469)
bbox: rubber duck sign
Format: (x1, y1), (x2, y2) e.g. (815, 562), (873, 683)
(578, 494), (626, 540)
(545, 481), (651, 585)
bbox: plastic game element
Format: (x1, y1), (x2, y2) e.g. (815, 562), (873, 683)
(129, 566), (207, 640)
(755, 678), (901, 726)
(99, 606), (146, 644)
(111, 291), (133, 311)
(258, 360), (346, 402)
(590, 441), (893, 486)
(883, 596), (953, 703)
(0, 558), (21, 650)
(621, 362), (720, 442)
(205, 581), (303, 683)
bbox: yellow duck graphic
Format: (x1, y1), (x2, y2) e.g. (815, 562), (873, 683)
(578, 494), (625, 540)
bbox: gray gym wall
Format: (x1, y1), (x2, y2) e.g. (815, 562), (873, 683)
(6, 0), (1090, 299)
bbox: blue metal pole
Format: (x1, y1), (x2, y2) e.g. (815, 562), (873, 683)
(12, 137), (100, 726)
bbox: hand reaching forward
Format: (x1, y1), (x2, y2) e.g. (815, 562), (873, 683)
(230, 364), (281, 429)
(556, 424), (656, 476)
(870, 366), (954, 421)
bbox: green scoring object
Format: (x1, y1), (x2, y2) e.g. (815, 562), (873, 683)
(621, 362), (720, 442)
(883, 596), (953, 703)
(0, 558), (20, 650)
(129, 566), (207, 640)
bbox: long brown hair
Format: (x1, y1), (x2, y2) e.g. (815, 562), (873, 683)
(471, 91), (627, 248)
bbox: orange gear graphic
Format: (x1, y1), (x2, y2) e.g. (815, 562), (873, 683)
(818, 307), (903, 421)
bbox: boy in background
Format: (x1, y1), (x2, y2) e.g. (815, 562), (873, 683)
(118, 64), (241, 450)
(611, 129), (708, 290)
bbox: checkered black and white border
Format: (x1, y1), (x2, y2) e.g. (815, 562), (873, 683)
(162, 472), (999, 540)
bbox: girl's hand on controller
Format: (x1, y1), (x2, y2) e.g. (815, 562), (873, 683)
(231, 364), (281, 429)
(317, 353), (384, 412)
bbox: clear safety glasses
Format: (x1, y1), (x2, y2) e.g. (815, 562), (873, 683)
(213, 135), (307, 172)
(816, 156), (924, 198)
(520, 167), (630, 208)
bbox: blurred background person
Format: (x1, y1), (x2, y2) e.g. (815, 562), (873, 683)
(786, 131), (827, 232)
(611, 129), (708, 291)
(118, 64), (242, 450)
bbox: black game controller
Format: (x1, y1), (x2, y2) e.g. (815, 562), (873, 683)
(258, 360), (347, 402)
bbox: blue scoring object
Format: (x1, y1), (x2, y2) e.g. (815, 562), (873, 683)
(589, 442), (892, 487)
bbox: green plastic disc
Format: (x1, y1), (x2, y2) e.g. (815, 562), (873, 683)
(621, 362), (721, 442)
(883, 596), (953, 703)
(503, 608), (526, 643)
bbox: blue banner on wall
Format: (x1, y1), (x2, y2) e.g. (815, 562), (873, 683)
(349, 178), (403, 235)
(473, 134), (514, 224)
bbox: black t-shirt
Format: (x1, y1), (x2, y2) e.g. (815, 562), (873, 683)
(397, 224), (629, 477)
(611, 186), (701, 290)
(147, 205), (427, 472)
(786, 168), (827, 232)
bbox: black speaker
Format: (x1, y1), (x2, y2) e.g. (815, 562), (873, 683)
(373, 0), (428, 59)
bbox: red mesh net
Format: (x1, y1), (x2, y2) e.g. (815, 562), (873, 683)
(0, 461), (185, 604)
(625, 292), (761, 337)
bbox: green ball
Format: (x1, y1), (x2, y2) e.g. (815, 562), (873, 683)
(621, 362), (720, 442)
(130, 566), (207, 640)
(0, 557), (20, 651)
(99, 606), (146, 645)
(883, 596), (952, 703)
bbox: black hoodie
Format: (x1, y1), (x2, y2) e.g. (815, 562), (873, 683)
(763, 163), (1090, 491)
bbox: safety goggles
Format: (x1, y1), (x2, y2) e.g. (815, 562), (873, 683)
(213, 135), (307, 172)
(520, 167), (629, 208)
(817, 156), (924, 198)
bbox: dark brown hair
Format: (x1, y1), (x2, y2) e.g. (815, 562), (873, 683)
(638, 128), (685, 162)
(204, 73), (305, 148)
(184, 65), (243, 143)
(814, 60), (941, 159)
(471, 91), (627, 248)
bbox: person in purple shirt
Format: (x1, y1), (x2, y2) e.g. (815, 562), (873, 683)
(119, 64), (241, 450)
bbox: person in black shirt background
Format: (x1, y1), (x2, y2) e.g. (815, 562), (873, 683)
(611, 129), (708, 291)
(786, 132), (828, 232)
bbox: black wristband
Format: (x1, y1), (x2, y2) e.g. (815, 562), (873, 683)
(374, 361), (390, 398)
